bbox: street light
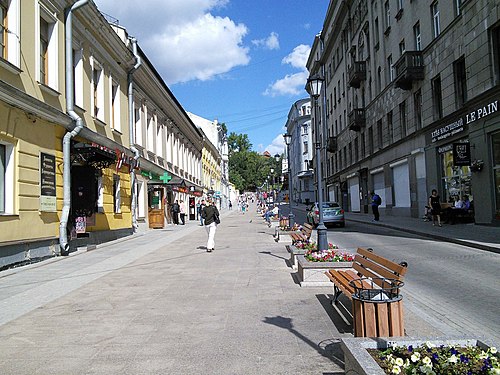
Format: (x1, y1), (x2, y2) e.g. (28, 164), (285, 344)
(283, 133), (294, 228)
(306, 73), (327, 252)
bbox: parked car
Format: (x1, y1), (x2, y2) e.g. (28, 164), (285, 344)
(306, 202), (345, 228)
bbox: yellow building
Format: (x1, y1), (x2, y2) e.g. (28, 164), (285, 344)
(0, 0), (135, 267)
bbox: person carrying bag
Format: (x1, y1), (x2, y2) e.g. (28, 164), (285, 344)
(202, 199), (220, 252)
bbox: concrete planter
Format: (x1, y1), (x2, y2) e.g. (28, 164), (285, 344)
(286, 245), (306, 271)
(296, 255), (353, 287)
(341, 337), (498, 375)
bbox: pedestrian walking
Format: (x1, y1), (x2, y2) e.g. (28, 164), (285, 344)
(228, 201), (233, 210)
(171, 200), (180, 225)
(202, 199), (220, 252)
(198, 199), (206, 226)
(179, 200), (186, 225)
(371, 191), (381, 222)
(429, 189), (442, 227)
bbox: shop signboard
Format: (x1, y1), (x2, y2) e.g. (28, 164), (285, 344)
(40, 152), (57, 212)
(453, 143), (471, 166)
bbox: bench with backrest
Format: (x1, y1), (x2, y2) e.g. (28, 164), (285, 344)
(288, 223), (314, 244)
(325, 247), (408, 337)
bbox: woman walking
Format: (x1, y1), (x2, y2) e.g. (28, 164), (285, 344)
(202, 199), (220, 252)
(429, 189), (442, 227)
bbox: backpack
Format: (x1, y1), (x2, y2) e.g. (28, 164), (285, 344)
(374, 195), (382, 205)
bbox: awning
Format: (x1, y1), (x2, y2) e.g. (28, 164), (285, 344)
(166, 177), (186, 186)
(71, 142), (116, 169)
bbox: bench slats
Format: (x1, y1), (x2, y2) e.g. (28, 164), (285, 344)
(357, 247), (408, 276)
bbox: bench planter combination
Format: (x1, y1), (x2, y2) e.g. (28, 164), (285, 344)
(341, 337), (498, 375)
(296, 250), (354, 287)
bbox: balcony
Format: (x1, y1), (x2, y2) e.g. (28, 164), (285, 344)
(348, 61), (367, 88)
(394, 51), (424, 90)
(348, 109), (366, 131)
(327, 137), (337, 153)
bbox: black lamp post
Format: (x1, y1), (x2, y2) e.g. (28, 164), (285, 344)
(306, 73), (327, 251)
(283, 133), (294, 228)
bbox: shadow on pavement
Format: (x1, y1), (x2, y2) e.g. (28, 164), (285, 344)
(262, 315), (345, 370)
(316, 294), (353, 335)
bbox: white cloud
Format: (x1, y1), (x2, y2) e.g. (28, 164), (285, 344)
(265, 134), (286, 156)
(281, 44), (311, 69)
(94, 0), (249, 85)
(251, 32), (280, 50)
(263, 44), (311, 97)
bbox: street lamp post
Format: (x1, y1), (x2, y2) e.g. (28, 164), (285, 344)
(283, 133), (294, 228)
(307, 73), (327, 252)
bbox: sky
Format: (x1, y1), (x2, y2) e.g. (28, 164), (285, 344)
(94, 0), (329, 155)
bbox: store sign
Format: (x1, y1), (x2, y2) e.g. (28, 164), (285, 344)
(431, 118), (465, 143)
(40, 153), (57, 212)
(465, 100), (498, 125)
(453, 143), (471, 166)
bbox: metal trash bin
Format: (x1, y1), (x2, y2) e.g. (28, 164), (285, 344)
(349, 277), (404, 337)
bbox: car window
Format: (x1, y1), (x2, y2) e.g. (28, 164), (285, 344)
(322, 202), (340, 208)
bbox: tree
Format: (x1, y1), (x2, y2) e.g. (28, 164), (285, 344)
(227, 132), (252, 156)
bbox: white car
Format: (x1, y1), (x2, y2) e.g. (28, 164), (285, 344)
(307, 202), (345, 228)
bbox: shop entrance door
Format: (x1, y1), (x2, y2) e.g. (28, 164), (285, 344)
(189, 197), (196, 220)
(148, 187), (164, 228)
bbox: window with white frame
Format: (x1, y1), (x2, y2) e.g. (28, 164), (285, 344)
(113, 174), (121, 213)
(384, 0), (391, 30)
(111, 79), (121, 132)
(387, 54), (394, 82)
(399, 39), (405, 56)
(134, 104), (143, 146)
(0, 141), (14, 214)
(38, 3), (58, 89)
(73, 46), (83, 107)
(413, 22), (421, 51)
(0, 0), (20, 68)
(431, 2), (440, 38)
(91, 57), (104, 121)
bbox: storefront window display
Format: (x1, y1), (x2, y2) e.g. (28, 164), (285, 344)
(441, 147), (472, 203)
(493, 132), (500, 220)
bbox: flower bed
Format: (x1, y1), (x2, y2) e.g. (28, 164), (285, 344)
(296, 254), (353, 287)
(304, 248), (355, 262)
(341, 337), (499, 375)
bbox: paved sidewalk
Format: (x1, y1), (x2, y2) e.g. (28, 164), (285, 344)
(0, 206), (348, 375)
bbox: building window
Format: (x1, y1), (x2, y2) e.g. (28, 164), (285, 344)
(414, 89), (422, 130)
(361, 133), (366, 159)
(147, 113), (154, 152)
(491, 24), (500, 85)
(374, 17), (380, 47)
(113, 174), (121, 214)
(354, 137), (359, 162)
(493, 132), (500, 220)
(91, 58), (104, 121)
(413, 22), (421, 51)
(399, 39), (406, 56)
(388, 111), (394, 143)
(431, 2), (440, 38)
(432, 75), (443, 119)
(387, 54), (394, 82)
(38, 5), (58, 89)
(368, 127), (374, 155)
(73, 47), (83, 107)
(400, 100), (407, 137)
(0, 141), (14, 214)
(384, 0), (391, 30)
(377, 119), (383, 149)
(453, 56), (467, 108)
(377, 66), (382, 92)
(0, 1), (7, 59)
(111, 79), (120, 131)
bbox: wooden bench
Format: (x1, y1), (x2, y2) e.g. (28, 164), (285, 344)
(325, 247), (408, 337)
(289, 223), (314, 244)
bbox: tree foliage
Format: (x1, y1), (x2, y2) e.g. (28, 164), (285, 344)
(227, 131), (282, 192)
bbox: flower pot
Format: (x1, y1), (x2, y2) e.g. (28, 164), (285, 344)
(341, 337), (498, 375)
(296, 254), (353, 287)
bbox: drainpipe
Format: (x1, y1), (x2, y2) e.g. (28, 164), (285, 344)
(59, 0), (89, 255)
(128, 38), (142, 231)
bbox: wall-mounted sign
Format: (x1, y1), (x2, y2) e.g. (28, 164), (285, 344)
(465, 100), (498, 125)
(40, 153), (57, 212)
(453, 143), (471, 166)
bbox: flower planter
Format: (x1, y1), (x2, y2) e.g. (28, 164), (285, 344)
(341, 337), (498, 375)
(296, 254), (352, 287)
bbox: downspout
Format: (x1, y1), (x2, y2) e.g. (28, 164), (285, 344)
(60, 0), (90, 255)
(128, 38), (142, 231)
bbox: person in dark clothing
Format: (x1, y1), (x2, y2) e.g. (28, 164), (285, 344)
(171, 200), (180, 225)
(202, 199), (220, 252)
(428, 189), (442, 227)
(371, 191), (381, 222)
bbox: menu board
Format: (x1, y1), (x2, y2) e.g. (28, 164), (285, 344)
(40, 153), (57, 212)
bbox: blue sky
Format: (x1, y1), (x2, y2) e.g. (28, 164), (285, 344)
(94, 0), (329, 155)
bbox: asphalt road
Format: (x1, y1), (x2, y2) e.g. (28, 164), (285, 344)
(282, 203), (500, 343)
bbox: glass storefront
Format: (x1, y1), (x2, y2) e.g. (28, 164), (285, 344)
(493, 132), (500, 220)
(441, 145), (472, 203)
